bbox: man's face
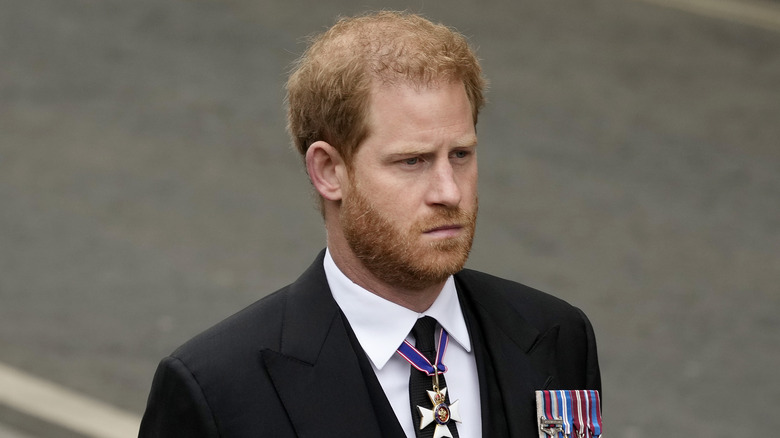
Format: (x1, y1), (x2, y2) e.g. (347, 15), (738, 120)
(339, 81), (479, 291)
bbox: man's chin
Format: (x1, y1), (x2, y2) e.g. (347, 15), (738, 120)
(362, 248), (469, 291)
(408, 248), (471, 284)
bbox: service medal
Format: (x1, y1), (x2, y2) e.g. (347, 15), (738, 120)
(417, 387), (462, 438)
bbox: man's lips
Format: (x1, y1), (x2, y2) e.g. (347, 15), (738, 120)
(423, 224), (463, 236)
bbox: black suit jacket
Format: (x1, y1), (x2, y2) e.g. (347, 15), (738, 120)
(139, 251), (601, 437)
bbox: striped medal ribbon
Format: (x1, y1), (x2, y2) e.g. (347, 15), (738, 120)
(536, 390), (602, 438)
(396, 327), (449, 376)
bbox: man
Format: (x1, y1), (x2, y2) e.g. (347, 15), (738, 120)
(140, 11), (600, 438)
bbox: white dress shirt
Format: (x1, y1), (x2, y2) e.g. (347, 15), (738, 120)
(324, 249), (482, 437)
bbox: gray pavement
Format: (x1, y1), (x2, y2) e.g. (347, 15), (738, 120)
(1, 0), (779, 436)
(0, 424), (30, 438)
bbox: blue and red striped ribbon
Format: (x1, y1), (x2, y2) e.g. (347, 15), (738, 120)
(396, 326), (449, 376)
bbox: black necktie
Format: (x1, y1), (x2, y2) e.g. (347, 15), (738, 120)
(409, 316), (460, 438)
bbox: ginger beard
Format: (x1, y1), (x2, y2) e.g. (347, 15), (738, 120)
(340, 180), (477, 291)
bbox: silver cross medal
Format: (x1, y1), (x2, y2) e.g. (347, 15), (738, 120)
(417, 374), (462, 438)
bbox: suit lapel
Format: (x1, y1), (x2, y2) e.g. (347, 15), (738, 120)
(456, 271), (561, 437)
(261, 253), (383, 437)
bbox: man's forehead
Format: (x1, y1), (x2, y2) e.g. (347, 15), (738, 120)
(366, 79), (472, 116)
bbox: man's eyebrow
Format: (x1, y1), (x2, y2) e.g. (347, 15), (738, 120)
(382, 137), (478, 158)
(384, 149), (430, 159)
(453, 136), (478, 148)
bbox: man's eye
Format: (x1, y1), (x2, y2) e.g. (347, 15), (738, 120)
(453, 150), (469, 159)
(404, 157), (419, 165)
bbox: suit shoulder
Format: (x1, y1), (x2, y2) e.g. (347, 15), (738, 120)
(142, 286), (300, 436)
(170, 286), (290, 365)
(457, 269), (573, 307)
(456, 269), (588, 326)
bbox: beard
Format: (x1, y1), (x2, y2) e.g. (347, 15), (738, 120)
(340, 185), (477, 291)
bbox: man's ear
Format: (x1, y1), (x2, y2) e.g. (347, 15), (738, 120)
(305, 141), (346, 201)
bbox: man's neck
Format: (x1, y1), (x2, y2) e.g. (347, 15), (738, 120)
(326, 242), (445, 313)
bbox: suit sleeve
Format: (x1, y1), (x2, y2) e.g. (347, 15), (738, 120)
(577, 307), (602, 396)
(139, 356), (219, 438)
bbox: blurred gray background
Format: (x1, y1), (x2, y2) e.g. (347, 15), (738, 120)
(1, 0), (778, 436)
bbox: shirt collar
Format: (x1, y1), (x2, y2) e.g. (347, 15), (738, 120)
(324, 249), (471, 370)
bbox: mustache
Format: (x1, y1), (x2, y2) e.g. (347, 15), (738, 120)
(413, 206), (477, 233)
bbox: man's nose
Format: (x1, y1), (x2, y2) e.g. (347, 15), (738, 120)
(426, 162), (461, 207)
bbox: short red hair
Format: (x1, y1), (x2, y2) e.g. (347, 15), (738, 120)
(286, 11), (487, 166)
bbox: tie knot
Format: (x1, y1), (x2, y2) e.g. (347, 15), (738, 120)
(411, 316), (439, 359)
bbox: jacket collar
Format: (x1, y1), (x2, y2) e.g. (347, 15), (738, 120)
(260, 250), (387, 437)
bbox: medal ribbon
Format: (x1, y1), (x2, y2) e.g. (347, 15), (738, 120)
(396, 325), (449, 376)
(538, 390), (602, 438)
